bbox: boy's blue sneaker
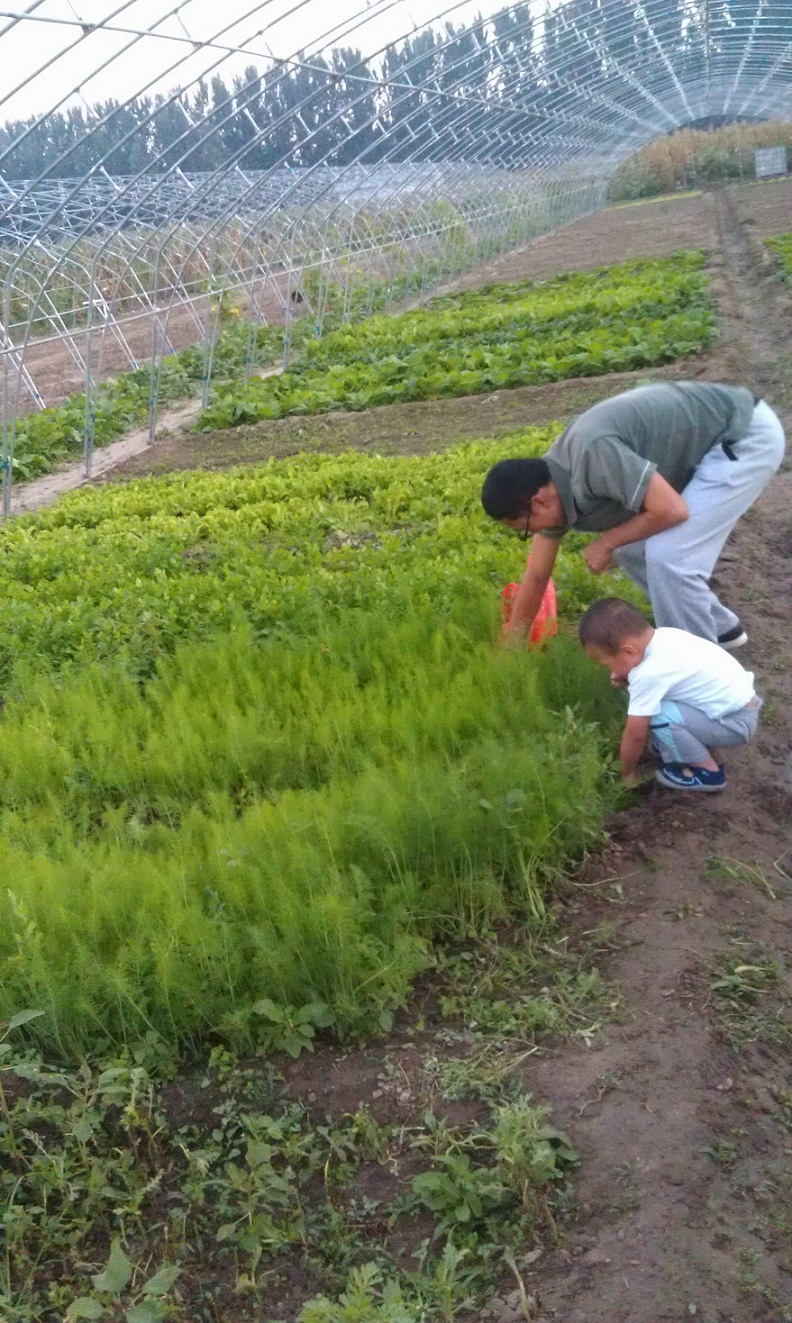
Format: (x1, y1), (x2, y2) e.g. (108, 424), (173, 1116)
(656, 763), (727, 793)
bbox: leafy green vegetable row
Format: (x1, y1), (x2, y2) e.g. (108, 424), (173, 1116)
(296, 253), (709, 367)
(0, 430), (641, 687)
(766, 231), (792, 282)
(200, 253), (715, 428)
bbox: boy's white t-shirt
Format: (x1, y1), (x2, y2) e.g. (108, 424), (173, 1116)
(627, 628), (756, 719)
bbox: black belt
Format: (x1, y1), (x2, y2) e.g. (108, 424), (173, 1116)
(723, 393), (762, 460)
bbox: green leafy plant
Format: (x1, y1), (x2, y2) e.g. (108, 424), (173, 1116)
(65, 1241), (181, 1322)
(413, 1153), (509, 1230)
(250, 999), (336, 1058)
(199, 253), (715, 429)
(491, 1094), (579, 1215)
(299, 1263), (419, 1323)
(411, 1093), (577, 1250)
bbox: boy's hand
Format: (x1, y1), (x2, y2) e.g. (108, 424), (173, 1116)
(610, 673), (628, 688)
(619, 715), (650, 786)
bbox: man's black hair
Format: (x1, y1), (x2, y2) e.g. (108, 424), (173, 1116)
(578, 598), (651, 652)
(480, 458), (551, 521)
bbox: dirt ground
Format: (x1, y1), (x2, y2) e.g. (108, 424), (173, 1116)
(106, 184), (792, 1322)
(732, 174), (792, 238)
(12, 183), (792, 1321)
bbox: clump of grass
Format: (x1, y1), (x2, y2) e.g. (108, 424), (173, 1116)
(709, 941), (792, 1051)
(766, 232), (792, 284)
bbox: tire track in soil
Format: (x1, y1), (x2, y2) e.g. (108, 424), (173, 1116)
(516, 191), (792, 1323)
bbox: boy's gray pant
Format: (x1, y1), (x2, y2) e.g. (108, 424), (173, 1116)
(649, 698), (761, 766)
(614, 400), (785, 641)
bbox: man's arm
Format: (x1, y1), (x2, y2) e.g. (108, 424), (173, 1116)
(619, 714), (651, 784)
(584, 473), (689, 574)
(505, 534), (560, 640)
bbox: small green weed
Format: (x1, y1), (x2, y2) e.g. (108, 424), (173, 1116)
(297, 1263), (419, 1323)
(1, 1022), (576, 1323)
(709, 942), (792, 1051)
(701, 1137), (738, 1167)
(65, 1242), (181, 1322)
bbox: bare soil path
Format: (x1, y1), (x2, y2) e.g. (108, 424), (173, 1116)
(516, 186), (792, 1323)
(262, 188), (792, 1322)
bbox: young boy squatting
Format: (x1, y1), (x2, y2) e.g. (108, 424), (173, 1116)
(578, 598), (761, 793)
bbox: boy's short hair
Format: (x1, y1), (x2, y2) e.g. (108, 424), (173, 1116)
(578, 598), (651, 652)
(481, 458), (551, 520)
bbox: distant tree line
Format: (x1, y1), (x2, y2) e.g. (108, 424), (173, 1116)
(1, 0), (791, 181)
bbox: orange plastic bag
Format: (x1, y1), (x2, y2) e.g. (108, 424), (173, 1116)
(501, 576), (558, 645)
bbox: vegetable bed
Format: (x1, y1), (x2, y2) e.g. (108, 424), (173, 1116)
(200, 252), (716, 428)
(0, 434), (632, 1056)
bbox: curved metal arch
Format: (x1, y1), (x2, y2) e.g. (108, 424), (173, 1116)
(2, 0), (792, 510)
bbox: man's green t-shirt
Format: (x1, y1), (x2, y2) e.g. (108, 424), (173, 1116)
(543, 382), (757, 536)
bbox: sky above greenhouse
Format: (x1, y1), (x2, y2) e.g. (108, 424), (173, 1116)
(0, 0), (534, 121)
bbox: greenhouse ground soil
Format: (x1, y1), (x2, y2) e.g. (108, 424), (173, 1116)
(274, 185), (792, 1322)
(216, 186), (792, 1321)
(11, 181), (792, 1322)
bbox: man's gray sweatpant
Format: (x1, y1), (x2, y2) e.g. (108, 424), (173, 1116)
(649, 698), (761, 766)
(614, 400), (785, 641)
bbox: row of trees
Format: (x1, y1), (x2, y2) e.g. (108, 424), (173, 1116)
(1, 1), (791, 181)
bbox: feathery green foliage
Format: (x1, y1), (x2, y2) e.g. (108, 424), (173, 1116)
(0, 618), (620, 1057)
(0, 432), (632, 1056)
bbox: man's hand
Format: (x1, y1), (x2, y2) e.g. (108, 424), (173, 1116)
(584, 538), (614, 575)
(504, 534), (560, 641)
(583, 473), (689, 569)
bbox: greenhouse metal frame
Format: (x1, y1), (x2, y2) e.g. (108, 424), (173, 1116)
(1, 0), (791, 511)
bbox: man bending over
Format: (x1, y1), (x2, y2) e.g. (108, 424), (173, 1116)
(481, 382), (785, 646)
